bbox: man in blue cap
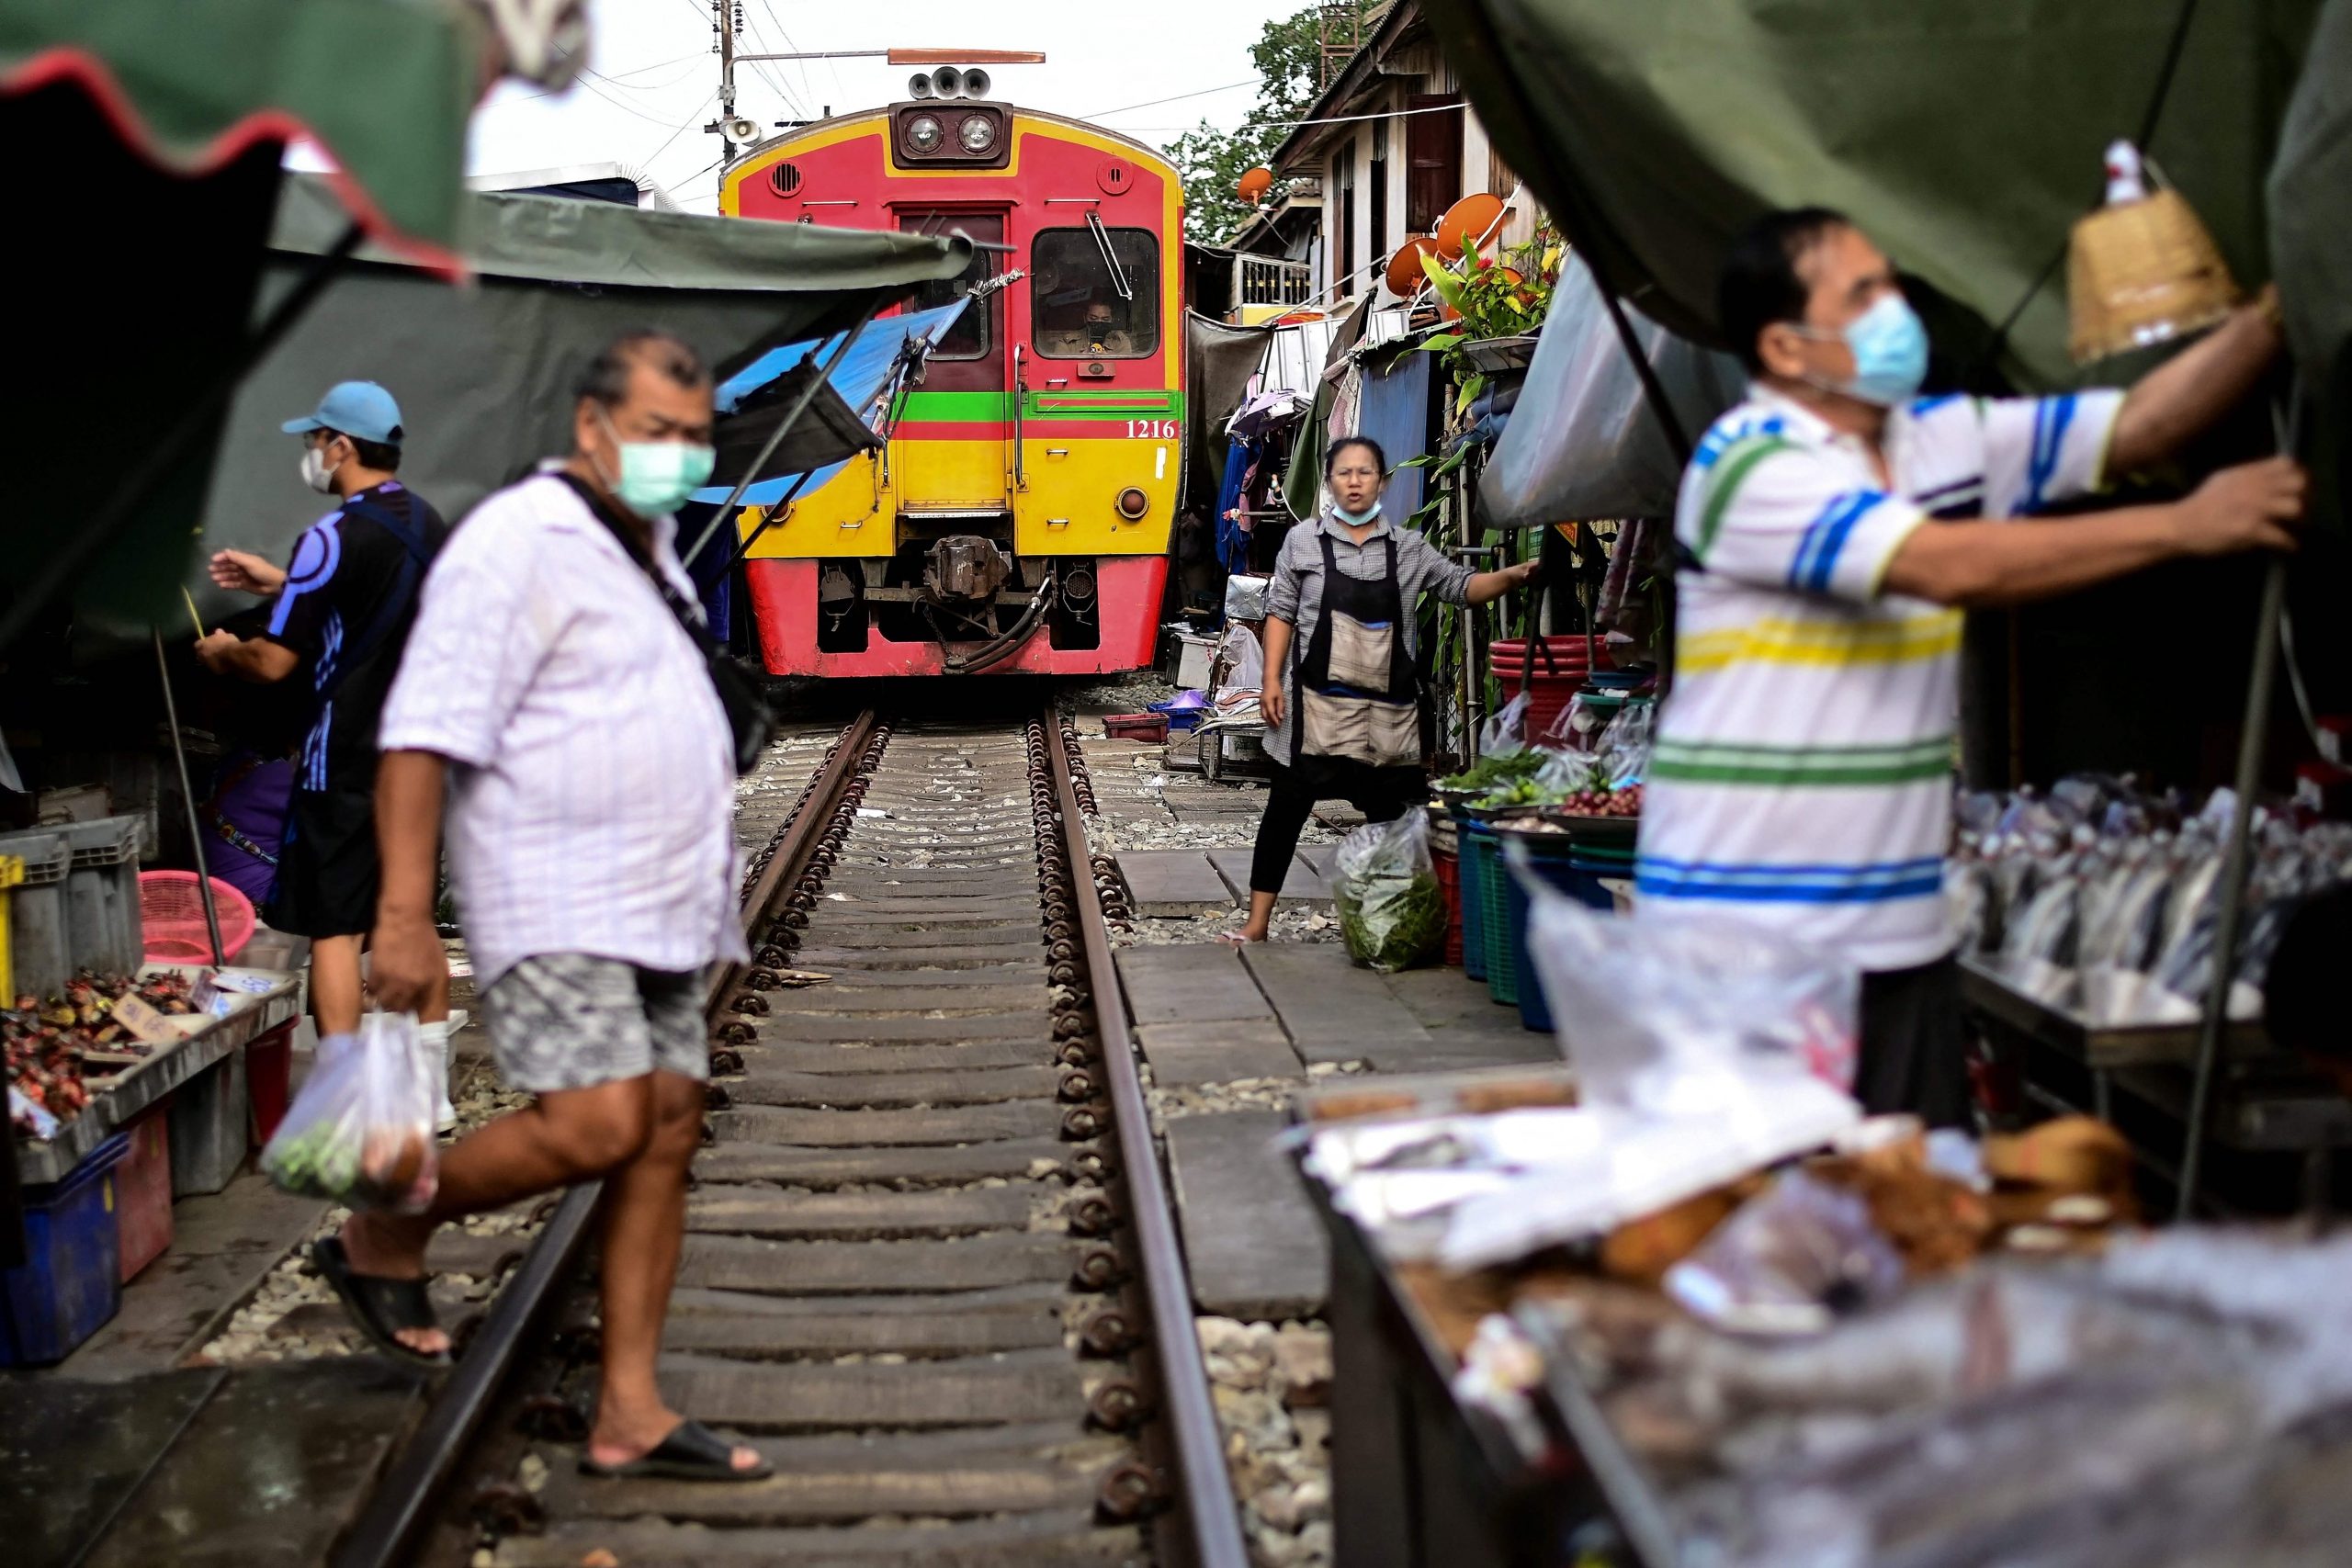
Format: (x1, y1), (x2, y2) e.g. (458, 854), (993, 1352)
(199, 380), (455, 1122)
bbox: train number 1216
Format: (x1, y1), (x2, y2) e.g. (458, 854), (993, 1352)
(1124, 419), (1179, 440)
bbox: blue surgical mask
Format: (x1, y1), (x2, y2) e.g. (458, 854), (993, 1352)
(1334, 501), (1383, 525)
(1803, 292), (1929, 407)
(595, 407), (716, 517)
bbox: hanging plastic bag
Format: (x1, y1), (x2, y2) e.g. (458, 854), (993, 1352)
(1521, 884), (1861, 1105)
(1334, 810), (1446, 973)
(1479, 691), (1532, 757)
(261, 1011), (439, 1213)
(1215, 623), (1264, 697)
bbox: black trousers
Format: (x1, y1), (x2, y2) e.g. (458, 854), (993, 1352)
(1853, 955), (1973, 1128)
(1249, 758), (1423, 894)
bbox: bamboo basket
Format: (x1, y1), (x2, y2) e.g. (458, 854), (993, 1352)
(2067, 186), (2240, 363)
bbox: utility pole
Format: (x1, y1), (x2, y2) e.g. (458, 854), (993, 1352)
(707, 0), (744, 166)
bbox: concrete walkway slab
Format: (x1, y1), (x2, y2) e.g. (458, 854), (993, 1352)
(1114, 944), (1273, 1027)
(1206, 848), (1327, 905)
(1135, 1019), (1303, 1086)
(1165, 1110), (1327, 1320)
(1115, 850), (1235, 917)
(1239, 943), (1433, 1067)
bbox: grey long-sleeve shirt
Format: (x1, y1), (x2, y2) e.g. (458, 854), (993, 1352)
(1261, 511), (1472, 766)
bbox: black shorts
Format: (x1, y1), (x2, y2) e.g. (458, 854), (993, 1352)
(1854, 956), (1973, 1128)
(264, 785), (379, 939)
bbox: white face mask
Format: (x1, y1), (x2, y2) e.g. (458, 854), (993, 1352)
(300, 440), (339, 495)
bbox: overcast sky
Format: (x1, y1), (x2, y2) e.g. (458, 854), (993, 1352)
(461, 0), (1291, 212)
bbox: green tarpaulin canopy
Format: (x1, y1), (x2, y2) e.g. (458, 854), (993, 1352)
(1, 0), (481, 647)
(1429, 0), (2321, 391)
(0, 0), (479, 258)
(173, 176), (973, 639)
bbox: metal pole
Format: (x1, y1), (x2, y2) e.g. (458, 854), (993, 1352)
(2175, 551), (2286, 1220)
(684, 299), (886, 566)
(153, 630), (225, 967)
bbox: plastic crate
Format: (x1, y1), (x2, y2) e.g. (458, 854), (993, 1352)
(1454, 816), (1489, 983)
(1505, 847), (1618, 1032)
(1471, 829), (1518, 1006)
(60, 815), (143, 975)
(169, 1050), (250, 1196)
(116, 1104), (175, 1281)
(247, 1021), (295, 1149)
(1102, 712), (1169, 742)
(0, 829), (71, 999)
(0, 1133), (129, 1366)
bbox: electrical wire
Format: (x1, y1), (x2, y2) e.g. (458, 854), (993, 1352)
(1084, 79), (1260, 118)
(637, 85), (720, 170)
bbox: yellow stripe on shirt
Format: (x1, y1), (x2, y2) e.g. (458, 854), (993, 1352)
(1678, 610), (1964, 673)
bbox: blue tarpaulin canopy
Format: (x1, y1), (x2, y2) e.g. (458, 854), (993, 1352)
(693, 299), (970, 507)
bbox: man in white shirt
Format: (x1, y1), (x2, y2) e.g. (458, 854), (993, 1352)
(1638, 208), (2302, 1125)
(322, 331), (765, 1482)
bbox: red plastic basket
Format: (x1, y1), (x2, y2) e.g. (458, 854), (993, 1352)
(139, 872), (256, 965)
(1431, 844), (1465, 967)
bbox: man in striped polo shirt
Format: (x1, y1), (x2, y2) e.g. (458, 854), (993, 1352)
(1639, 209), (2302, 1124)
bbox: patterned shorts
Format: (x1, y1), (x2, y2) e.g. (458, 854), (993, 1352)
(481, 953), (707, 1092)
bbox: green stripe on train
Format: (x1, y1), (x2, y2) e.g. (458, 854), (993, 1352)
(894, 389), (1184, 423)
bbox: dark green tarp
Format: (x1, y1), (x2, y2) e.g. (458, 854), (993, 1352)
(2268, 0), (2352, 527)
(0, 0), (477, 256)
(1429, 0), (2320, 389)
(0, 0), (478, 647)
(175, 176), (972, 637)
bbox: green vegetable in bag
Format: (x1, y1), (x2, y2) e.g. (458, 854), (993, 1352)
(1334, 812), (1447, 973)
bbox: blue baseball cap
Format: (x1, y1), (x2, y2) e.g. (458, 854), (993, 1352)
(281, 380), (405, 446)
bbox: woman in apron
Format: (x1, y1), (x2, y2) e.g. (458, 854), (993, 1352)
(1227, 436), (1539, 943)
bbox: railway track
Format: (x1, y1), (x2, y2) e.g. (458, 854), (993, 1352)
(335, 706), (1247, 1568)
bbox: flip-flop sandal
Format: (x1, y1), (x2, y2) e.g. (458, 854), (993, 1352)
(1216, 931), (1265, 946)
(311, 1236), (451, 1368)
(579, 1419), (773, 1482)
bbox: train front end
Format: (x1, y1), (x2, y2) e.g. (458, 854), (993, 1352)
(720, 89), (1184, 676)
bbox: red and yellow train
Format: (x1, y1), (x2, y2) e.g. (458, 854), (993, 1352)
(720, 74), (1186, 677)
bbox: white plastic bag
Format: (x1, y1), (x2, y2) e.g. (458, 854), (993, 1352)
(1225, 573), (1270, 623)
(1334, 811), (1446, 973)
(1521, 886), (1861, 1103)
(1479, 691), (1532, 757)
(261, 1011), (440, 1213)
(1215, 623), (1263, 696)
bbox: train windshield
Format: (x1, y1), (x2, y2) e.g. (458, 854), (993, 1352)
(1031, 227), (1159, 357)
(899, 213), (998, 359)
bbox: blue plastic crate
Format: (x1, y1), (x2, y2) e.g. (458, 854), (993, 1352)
(1454, 817), (1490, 983)
(0, 1132), (129, 1366)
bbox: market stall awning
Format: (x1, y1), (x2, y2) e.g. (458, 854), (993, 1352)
(1484, 254), (1749, 527)
(694, 299), (975, 508)
(1427, 0), (2322, 389)
(0, 0), (481, 648)
(1, 0), (480, 260)
(172, 180), (973, 639)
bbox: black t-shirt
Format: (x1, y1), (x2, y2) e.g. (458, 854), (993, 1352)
(263, 480), (449, 795)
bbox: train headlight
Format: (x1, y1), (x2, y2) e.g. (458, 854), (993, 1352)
(1116, 487), (1150, 521)
(906, 114), (944, 154)
(958, 114), (997, 154)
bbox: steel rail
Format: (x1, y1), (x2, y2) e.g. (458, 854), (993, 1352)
(332, 712), (879, 1568)
(1042, 711), (1251, 1568)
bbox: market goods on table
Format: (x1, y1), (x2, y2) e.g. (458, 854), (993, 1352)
(6, 970), (208, 1134)
(1952, 774), (2352, 1027)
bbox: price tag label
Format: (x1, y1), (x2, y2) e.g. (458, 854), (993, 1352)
(109, 994), (186, 1044)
